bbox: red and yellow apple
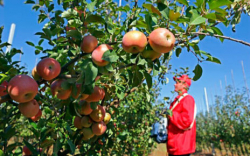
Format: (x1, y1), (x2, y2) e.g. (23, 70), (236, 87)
(8, 75), (38, 103)
(23, 146), (32, 155)
(81, 116), (93, 128)
(18, 99), (40, 118)
(103, 112), (111, 124)
(89, 105), (106, 122)
(85, 86), (105, 102)
(92, 121), (107, 136)
(81, 127), (95, 140)
(122, 30), (147, 53)
(50, 79), (72, 100)
(80, 35), (98, 53)
(78, 100), (93, 115)
(74, 116), (82, 129)
(30, 109), (42, 122)
(36, 58), (61, 81)
(32, 67), (41, 81)
(148, 28), (176, 53)
(92, 44), (113, 66)
(141, 49), (162, 61)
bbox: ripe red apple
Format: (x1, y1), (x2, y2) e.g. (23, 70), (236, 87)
(103, 112), (111, 124)
(0, 81), (8, 96)
(32, 67), (41, 81)
(92, 44), (113, 66)
(85, 86), (105, 102)
(81, 127), (95, 140)
(122, 30), (147, 53)
(71, 83), (89, 100)
(23, 146), (32, 155)
(30, 109), (42, 122)
(80, 35), (98, 53)
(8, 75), (38, 103)
(141, 49), (162, 61)
(89, 105), (106, 122)
(50, 79), (72, 100)
(81, 115), (93, 128)
(36, 58), (61, 81)
(78, 100), (93, 115)
(92, 121), (107, 136)
(74, 116), (82, 129)
(18, 99), (40, 118)
(148, 28), (176, 53)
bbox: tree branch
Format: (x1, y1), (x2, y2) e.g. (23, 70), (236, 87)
(191, 32), (250, 47)
(61, 53), (90, 72)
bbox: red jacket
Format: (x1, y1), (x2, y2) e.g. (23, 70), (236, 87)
(167, 93), (196, 155)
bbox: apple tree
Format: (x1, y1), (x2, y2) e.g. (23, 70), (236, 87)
(1, 0), (250, 155)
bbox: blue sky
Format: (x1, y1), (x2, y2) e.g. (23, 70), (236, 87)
(1, 0), (250, 113)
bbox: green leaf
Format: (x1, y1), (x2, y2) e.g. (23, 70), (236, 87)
(61, 80), (71, 90)
(137, 57), (147, 66)
(142, 4), (161, 16)
(85, 15), (105, 24)
(175, 48), (182, 57)
(24, 0), (35, 4)
(144, 72), (152, 89)
(146, 93), (151, 102)
(190, 16), (206, 25)
(61, 9), (77, 18)
(145, 13), (153, 32)
(38, 39), (44, 45)
(5, 126), (16, 140)
(208, 0), (232, 10)
(102, 50), (119, 63)
(23, 140), (39, 155)
(87, 0), (97, 12)
(194, 0), (205, 9)
(90, 102), (98, 110)
(53, 139), (62, 156)
(84, 62), (98, 85)
(204, 13), (217, 20)
(206, 56), (221, 64)
(157, 3), (169, 19)
(192, 64), (202, 81)
(176, 0), (189, 6)
(26, 41), (35, 47)
(38, 14), (47, 23)
(211, 27), (224, 42)
(66, 30), (82, 40)
(91, 30), (105, 38)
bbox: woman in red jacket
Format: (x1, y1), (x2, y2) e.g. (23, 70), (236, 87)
(167, 75), (196, 156)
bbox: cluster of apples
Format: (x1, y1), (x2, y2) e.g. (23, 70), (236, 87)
(73, 100), (111, 141)
(2, 57), (62, 122)
(122, 28), (176, 60)
(78, 35), (113, 67)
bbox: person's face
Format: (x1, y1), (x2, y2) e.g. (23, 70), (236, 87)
(174, 80), (188, 93)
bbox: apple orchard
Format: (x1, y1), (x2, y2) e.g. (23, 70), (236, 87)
(0, 0), (250, 155)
